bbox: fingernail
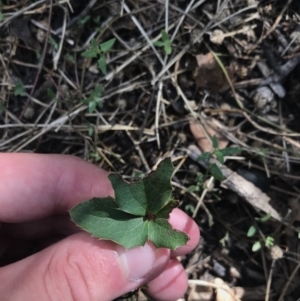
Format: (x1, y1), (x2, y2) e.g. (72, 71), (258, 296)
(118, 243), (157, 281)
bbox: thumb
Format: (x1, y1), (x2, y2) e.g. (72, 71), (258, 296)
(0, 232), (170, 301)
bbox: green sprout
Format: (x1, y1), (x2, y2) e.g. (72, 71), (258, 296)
(82, 38), (116, 74)
(153, 30), (172, 55)
(83, 84), (103, 113)
(247, 213), (275, 252)
(14, 79), (26, 96)
(196, 135), (241, 181)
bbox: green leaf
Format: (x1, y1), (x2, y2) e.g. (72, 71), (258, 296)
(215, 150), (224, 164)
(212, 135), (219, 149)
(14, 79), (26, 96)
(91, 38), (99, 51)
(66, 53), (75, 63)
(87, 124), (94, 137)
(209, 163), (226, 181)
(219, 147), (241, 156)
(47, 88), (56, 99)
(161, 30), (170, 43)
(255, 213), (271, 223)
(252, 241), (261, 252)
(196, 152), (212, 162)
(0, 12), (3, 22)
(82, 49), (98, 58)
(164, 43), (172, 55)
(49, 37), (58, 50)
(98, 55), (107, 74)
(196, 173), (204, 184)
(247, 226), (256, 237)
(265, 236), (274, 248)
(88, 100), (97, 113)
(94, 16), (101, 24)
(100, 38), (116, 53)
(78, 15), (90, 26)
(89, 151), (101, 161)
(70, 158), (189, 249)
(153, 41), (165, 47)
(187, 185), (200, 192)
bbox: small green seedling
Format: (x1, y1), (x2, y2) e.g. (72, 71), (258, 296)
(89, 151), (101, 162)
(46, 88), (59, 102)
(82, 38), (116, 74)
(247, 213), (274, 252)
(14, 79), (26, 96)
(196, 135), (241, 181)
(70, 158), (189, 249)
(83, 84), (103, 113)
(252, 236), (274, 252)
(77, 15), (90, 26)
(153, 30), (172, 55)
(49, 36), (59, 50)
(188, 136), (240, 192)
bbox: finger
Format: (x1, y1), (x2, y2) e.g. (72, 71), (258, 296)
(0, 232), (171, 301)
(0, 153), (113, 222)
(145, 258), (188, 301)
(1, 214), (79, 239)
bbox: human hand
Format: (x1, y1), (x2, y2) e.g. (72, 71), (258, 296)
(0, 154), (200, 301)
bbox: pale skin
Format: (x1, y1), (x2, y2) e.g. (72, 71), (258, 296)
(0, 154), (200, 301)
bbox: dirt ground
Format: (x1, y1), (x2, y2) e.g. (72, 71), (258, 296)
(2, 0), (300, 300)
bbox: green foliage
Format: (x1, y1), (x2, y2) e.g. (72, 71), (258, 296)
(187, 172), (204, 192)
(89, 151), (101, 162)
(47, 88), (58, 102)
(252, 236), (274, 252)
(97, 55), (106, 74)
(70, 158), (189, 249)
(265, 236), (274, 248)
(209, 163), (226, 181)
(248, 213), (274, 252)
(81, 38), (116, 74)
(153, 30), (172, 55)
(49, 37), (58, 50)
(196, 136), (241, 182)
(197, 152), (212, 161)
(252, 241), (261, 252)
(77, 15), (90, 26)
(255, 213), (271, 223)
(87, 123), (94, 137)
(83, 85), (103, 113)
(0, 12), (3, 22)
(219, 232), (229, 247)
(66, 53), (75, 63)
(247, 225), (256, 237)
(14, 79), (26, 96)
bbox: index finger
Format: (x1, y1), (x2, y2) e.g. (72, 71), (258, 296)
(0, 153), (113, 222)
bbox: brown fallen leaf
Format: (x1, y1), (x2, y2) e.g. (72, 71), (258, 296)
(214, 278), (238, 301)
(194, 52), (235, 93)
(189, 119), (229, 153)
(188, 282), (214, 301)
